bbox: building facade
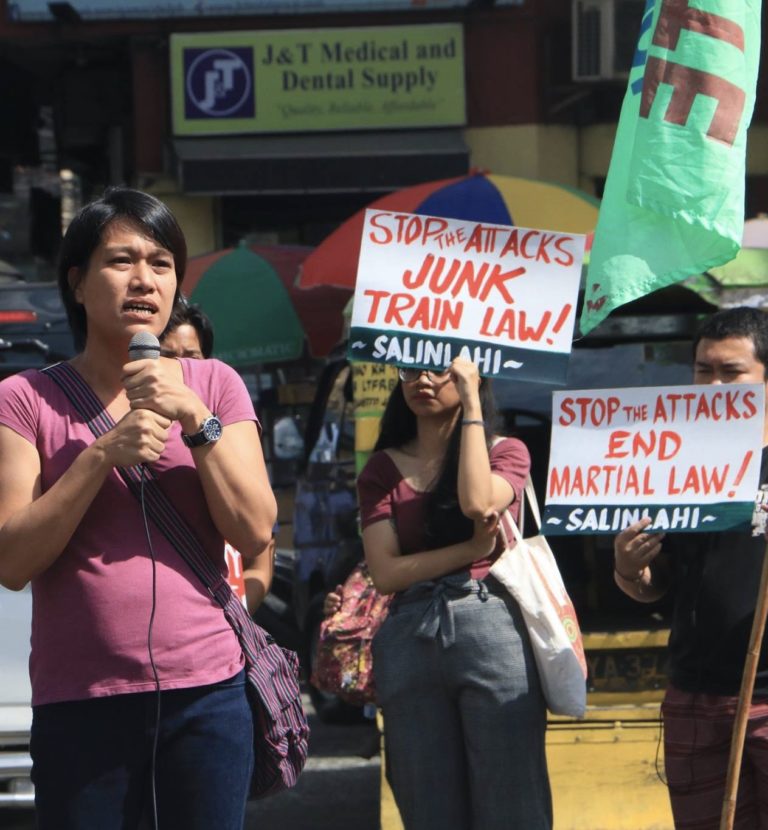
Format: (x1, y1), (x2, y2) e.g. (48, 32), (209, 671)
(0, 0), (765, 269)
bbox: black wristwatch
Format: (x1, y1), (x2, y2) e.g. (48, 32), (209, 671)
(182, 414), (223, 448)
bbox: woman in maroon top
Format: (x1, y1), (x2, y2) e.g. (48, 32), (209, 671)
(358, 358), (552, 830)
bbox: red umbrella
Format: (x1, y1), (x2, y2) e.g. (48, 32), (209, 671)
(298, 172), (599, 290)
(184, 243), (351, 361)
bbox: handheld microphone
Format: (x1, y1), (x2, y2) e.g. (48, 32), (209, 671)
(128, 331), (161, 362)
(128, 327), (164, 827)
(126, 330), (160, 456)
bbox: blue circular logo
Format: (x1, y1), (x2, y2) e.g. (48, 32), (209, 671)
(185, 48), (253, 118)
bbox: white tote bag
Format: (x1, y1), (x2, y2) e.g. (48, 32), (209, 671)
(490, 478), (588, 718)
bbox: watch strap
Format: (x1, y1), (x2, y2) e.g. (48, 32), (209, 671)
(182, 415), (221, 448)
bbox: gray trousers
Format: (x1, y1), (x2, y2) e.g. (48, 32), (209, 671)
(373, 575), (552, 830)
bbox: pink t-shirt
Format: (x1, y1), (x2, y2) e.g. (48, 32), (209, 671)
(0, 358), (256, 706)
(357, 437), (530, 580)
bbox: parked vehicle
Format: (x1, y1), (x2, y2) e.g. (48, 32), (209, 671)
(288, 355), (366, 722)
(0, 585), (33, 808)
(0, 277), (74, 809)
(0, 277), (75, 377)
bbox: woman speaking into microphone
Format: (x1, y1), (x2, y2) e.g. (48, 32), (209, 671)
(0, 187), (276, 829)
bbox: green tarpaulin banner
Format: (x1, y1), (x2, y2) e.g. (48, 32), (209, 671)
(580, 0), (762, 336)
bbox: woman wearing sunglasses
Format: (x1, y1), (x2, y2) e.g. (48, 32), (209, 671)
(358, 357), (551, 830)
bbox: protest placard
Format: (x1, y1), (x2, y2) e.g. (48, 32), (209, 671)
(352, 360), (399, 417)
(352, 361), (399, 472)
(348, 209), (586, 382)
(543, 383), (765, 535)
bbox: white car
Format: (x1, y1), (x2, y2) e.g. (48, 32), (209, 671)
(0, 584), (33, 807)
(0, 276), (73, 808)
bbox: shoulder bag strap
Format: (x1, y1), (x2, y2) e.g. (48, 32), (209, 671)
(505, 477), (541, 539)
(492, 435), (534, 537)
(40, 363), (269, 656)
(516, 477), (527, 539)
(503, 478), (543, 540)
(524, 476), (542, 531)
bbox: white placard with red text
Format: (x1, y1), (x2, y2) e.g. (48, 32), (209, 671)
(225, 542), (248, 608)
(543, 383), (765, 534)
(348, 209), (586, 382)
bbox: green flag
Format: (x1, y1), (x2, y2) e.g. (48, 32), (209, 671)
(580, 0), (762, 336)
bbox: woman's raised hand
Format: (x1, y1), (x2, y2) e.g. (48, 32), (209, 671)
(121, 357), (200, 423)
(95, 409), (171, 468)
(449, 357), (481, 407)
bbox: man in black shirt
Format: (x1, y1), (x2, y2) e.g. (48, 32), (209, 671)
(614, 306), (768, 830)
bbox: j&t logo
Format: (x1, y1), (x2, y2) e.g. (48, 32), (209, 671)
(184, 47), (254, 119)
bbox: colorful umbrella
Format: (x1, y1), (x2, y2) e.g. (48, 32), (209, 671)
(298, 172), (600, 289)
(682, 217), (768, 308)
(184, 243), (350, 366)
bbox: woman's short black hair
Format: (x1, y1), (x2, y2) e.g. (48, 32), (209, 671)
(57, 187), (188, 350)
(163, 300), (215, 359)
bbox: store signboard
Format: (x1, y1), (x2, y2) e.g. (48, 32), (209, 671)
(170, 25), (465, 135)
(9, 1), (520, 21)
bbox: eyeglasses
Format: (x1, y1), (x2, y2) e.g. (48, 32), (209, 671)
(397, 367), (452, 383)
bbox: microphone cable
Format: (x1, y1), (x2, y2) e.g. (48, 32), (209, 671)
(126, 334), (165, 827)
(140, 465), (162, 830)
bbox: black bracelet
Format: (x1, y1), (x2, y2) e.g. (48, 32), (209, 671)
(614, 565), (644, 584)
(461, 419), (485, 426)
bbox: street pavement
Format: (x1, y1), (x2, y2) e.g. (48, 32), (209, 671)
(245, 694), (381, 829)
(0, 693), (382, 830)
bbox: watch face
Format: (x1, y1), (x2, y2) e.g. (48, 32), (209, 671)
(202, 416), (223, 442)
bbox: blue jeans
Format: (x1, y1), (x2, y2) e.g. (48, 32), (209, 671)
(31, 669), (254, 830)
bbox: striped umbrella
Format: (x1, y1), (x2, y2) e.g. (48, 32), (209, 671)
(298, 171), (599, 290)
